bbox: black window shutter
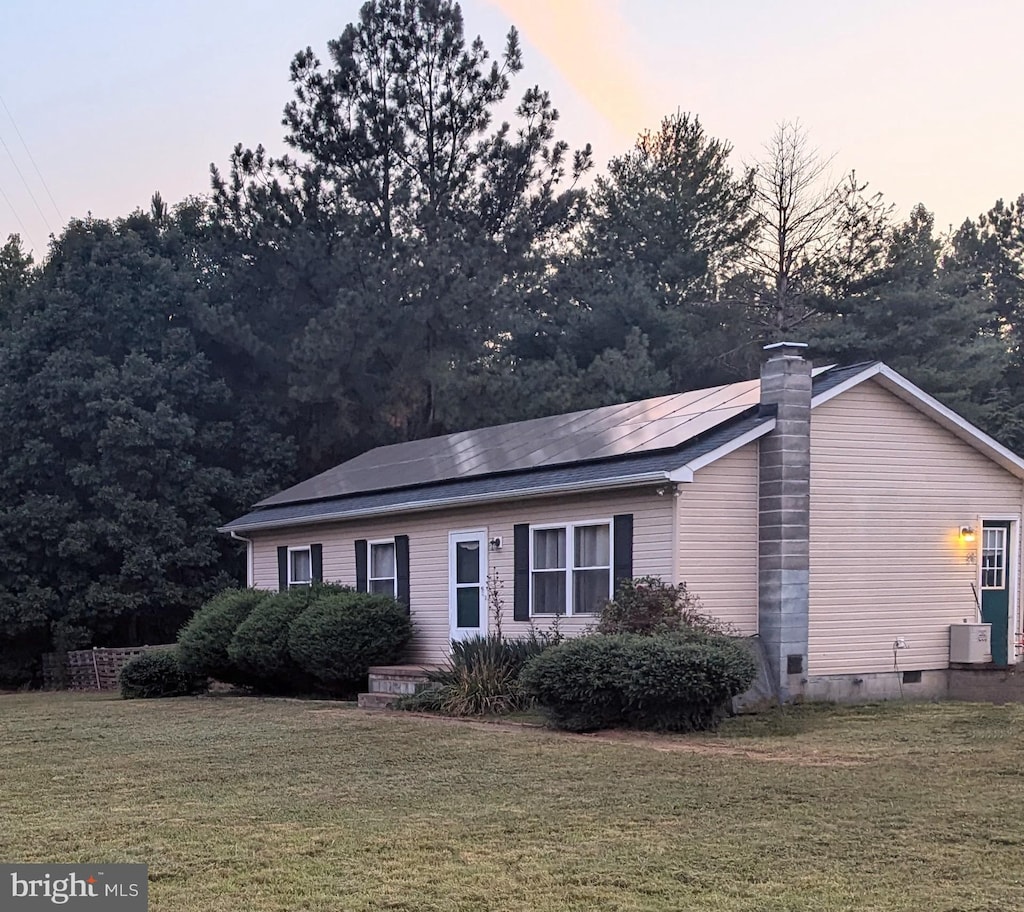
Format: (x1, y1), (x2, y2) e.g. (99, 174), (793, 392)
(277, 546), (288, 592)
(612, 513), (634, 594)
(513, 523), (530, 621)
(354, 540), (368, 593)
(395, 534), (410, 611)
(311, 544), (323, 583)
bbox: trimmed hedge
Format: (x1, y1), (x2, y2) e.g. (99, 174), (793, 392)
(288, 591), (412, 693)
(177, 588), (268, 684)
(227, 588), (325, 693)
(120, 650), (207, 699)
(519, 632), (757, 732)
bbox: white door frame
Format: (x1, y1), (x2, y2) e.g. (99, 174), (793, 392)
(449, 529), (488, 643)
(978, 514), (1020, 665)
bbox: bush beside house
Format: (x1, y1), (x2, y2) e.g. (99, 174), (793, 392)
(227, 588), (329, 693)
(120, 650), (208, 699)
(177, 588), (268, 685)
(519, 632), (756, 732)
(172, 583), (412, 696)
(520, 577), (755, 732)
(288, 591), (412, 694)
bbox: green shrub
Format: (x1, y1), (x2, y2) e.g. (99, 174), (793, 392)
(227, 587), (328, 693)
(120, 649), (207, 699)
(288, 591), (412, 693)
(519, 632), (757, 733)
(597, 576), (734, 636)
(177, 588), (268, 684)
(397, 633), (552, 716)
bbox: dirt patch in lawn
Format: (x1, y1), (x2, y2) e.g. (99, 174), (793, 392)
(305, 705), (865, 765)
(576, 728), (865, 766)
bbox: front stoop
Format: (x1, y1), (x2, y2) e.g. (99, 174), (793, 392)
(357, 665), (437, 710)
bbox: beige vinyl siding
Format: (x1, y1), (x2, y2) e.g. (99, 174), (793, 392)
(809, 380), (1024, 674)
(677, 445), (759, 634)
(250, 487), (673, 663)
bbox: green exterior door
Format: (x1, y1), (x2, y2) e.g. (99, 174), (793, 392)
(980, 521), (1012, 666)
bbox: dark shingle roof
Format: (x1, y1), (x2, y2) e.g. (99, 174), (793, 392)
(257, 378), (763, 506)
(221, 363), (875, 532)
(221, 410), (777, 532)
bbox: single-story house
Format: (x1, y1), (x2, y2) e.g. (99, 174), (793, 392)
(221, 343), (1024, 701)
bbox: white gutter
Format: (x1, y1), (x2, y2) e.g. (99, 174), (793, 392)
(220, 470), (675, 534)
(229, 530), (254, 587)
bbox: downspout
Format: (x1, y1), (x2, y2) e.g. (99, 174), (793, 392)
(229, 530), (254, 588)
(671, 484), (681, 586)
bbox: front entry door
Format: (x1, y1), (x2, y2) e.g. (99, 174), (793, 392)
(449, 531), (487, 643)
(980, 521), (1013, 666)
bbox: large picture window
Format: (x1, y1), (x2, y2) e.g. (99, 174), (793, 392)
(530, 521), (611, 616)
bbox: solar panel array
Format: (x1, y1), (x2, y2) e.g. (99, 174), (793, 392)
(258, 378), (763, 506)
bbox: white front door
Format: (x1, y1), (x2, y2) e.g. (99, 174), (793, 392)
(449, 530), (487, 642)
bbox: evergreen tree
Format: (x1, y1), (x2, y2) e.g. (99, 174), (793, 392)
(556, 112), (757, 394)
(810, 205), (1001, 423)
(0, 209), (288, 685)
(210, 0), (592, 473)
(946, 195), (1024, 447)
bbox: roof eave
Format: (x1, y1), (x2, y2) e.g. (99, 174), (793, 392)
(219, 469), (674, 534)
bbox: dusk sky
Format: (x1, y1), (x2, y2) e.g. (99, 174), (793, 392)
(2, 0), (1021, 257)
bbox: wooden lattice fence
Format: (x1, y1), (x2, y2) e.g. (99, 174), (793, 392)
(42, 645), (175, 692)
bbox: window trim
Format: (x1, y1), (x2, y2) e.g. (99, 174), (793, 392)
(981, 525), (1008, 591)
(529, 519), (613, 617)
(368, 538), (398, 598)
(287, 545), (313, 588)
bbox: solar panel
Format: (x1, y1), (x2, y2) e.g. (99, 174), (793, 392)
(257, 378), (764, 507)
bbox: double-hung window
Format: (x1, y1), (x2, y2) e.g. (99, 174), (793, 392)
(288, 546), (312, 588)
(368, 539), (398, 597)
(530, 521), (611, 615)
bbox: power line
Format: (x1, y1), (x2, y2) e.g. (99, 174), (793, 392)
(0, 178), (38, 251)
(0, 94), (63, 224)
(0, 125), (54, 236)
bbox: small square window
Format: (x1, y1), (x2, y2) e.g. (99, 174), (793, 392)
(369, 541), (397, 597)
(289, 547), (312, 587)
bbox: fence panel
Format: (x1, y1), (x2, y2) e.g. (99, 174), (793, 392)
(44, 645), (175, 692)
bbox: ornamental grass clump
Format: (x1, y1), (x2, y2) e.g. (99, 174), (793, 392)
(398, 632), (553, 716)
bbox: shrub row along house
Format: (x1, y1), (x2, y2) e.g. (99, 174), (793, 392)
(221, 343), (1024, 702)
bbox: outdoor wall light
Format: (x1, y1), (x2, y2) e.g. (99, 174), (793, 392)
(960, 526), (976, 543)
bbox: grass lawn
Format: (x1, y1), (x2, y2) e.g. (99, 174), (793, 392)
(2, 694), (1023, 911)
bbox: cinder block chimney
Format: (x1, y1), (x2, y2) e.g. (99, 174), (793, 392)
(758, 342), (811, 701)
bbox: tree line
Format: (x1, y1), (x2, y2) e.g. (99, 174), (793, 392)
(1, 0), (1022, 684)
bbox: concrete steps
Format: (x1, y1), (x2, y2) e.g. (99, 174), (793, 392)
(357, 665), (437, 710)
